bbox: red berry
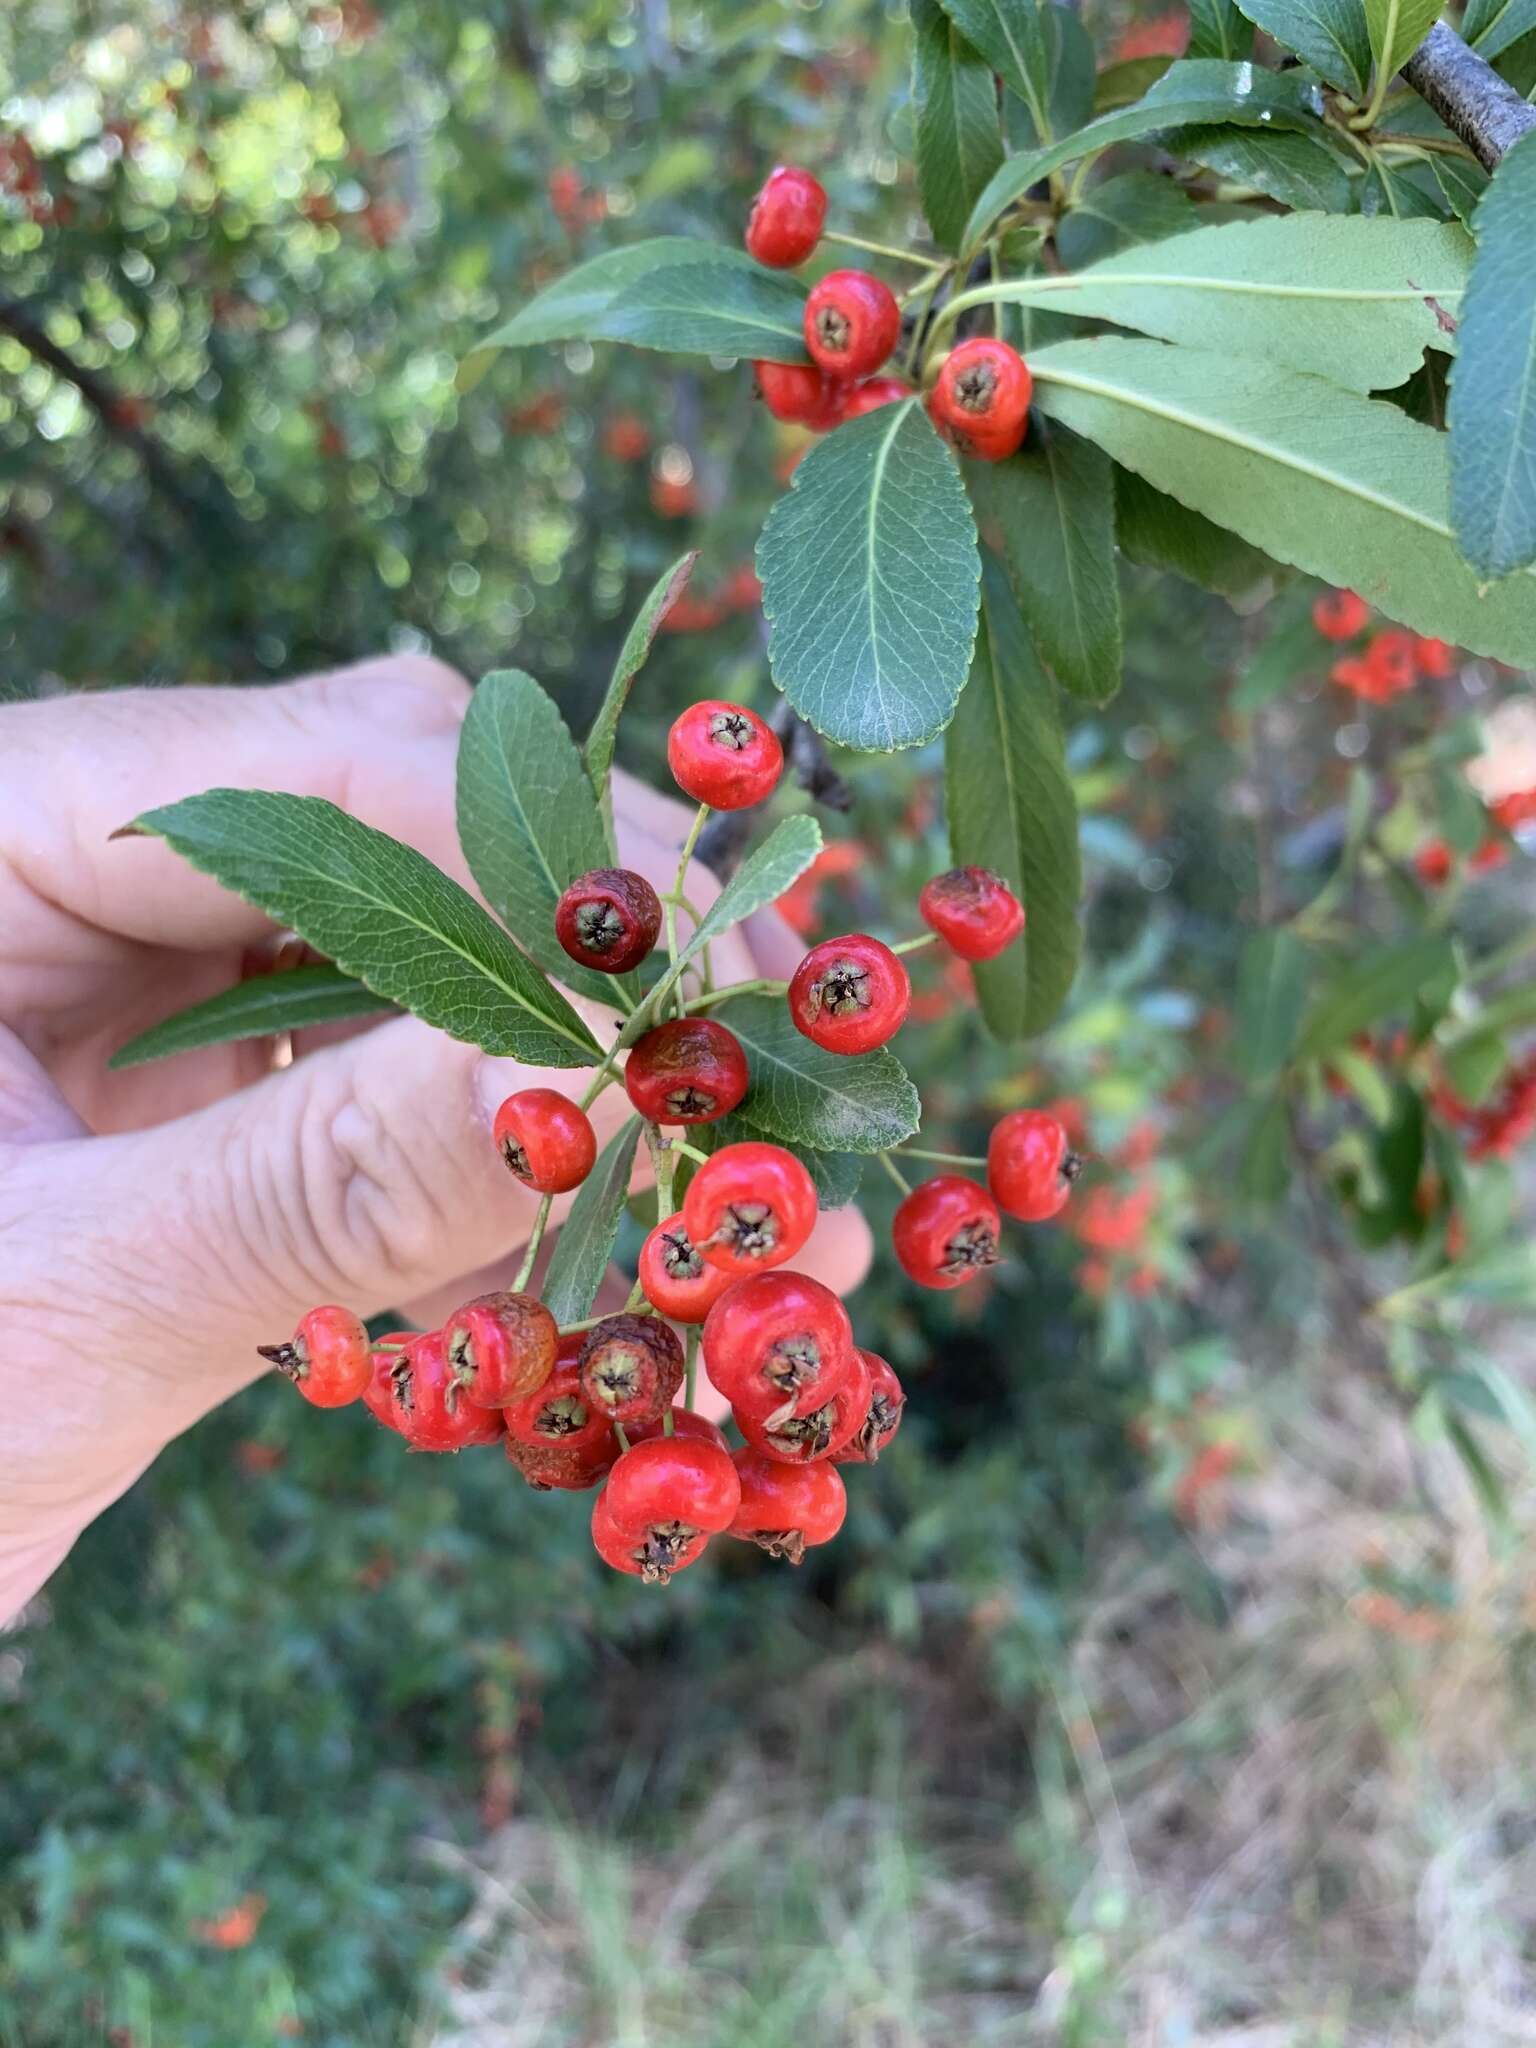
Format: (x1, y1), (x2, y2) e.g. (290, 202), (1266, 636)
(681, 1140), (819, 1275)
(366, 1329), (505, 1452)
(754, 360), (845, 428)
(892, 1175), (1001, 1290)
(928, 338), (1032, 460)
(1364, 628), (1417, 693)
(504, 1345), (616, 1457)
(804, 269), (900, 379)
(667, 700), (784, 810)
(735, 1347), (870, 1464)
(554, 867), (662, 974)
(1414, 634), (1456, 678)
(629, 1407), (730, 1450)
(257, 1304), (371, 1407)
(987, 1109), (1080, 1222)
(444, 1290), (558, 1408)
(505, 1431), (618, 1491)
(603, 1435), (742, 1537)
(788, 933), (911, 1054)
(577, 1312), (685, 1426)
(840, 375), (912, 419)
(624, 1017), (750, 1126)
(492, 1089), (597, 1194)
(832, 1351), (905, 1464)
(745, 164), (827, 267)
(701, 1269), (855, 1416)
(728, 1449), (847, 1561)
(638, 1213), (736, 1322)
(1312, 589), (1370, 641)
(918, 865), (1025, 961)
(591, 1486), (710, 1583)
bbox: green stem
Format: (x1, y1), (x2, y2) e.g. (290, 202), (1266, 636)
(670, 1139), (711, 1166)
(665, 802), (711, 1022)
(894, 1146), (987, 1167)
(579, 1047), (624, 1111)
(890, 932), (938, 957)
(512, 1194), (554, 1292)
(683, 977), (789, 1013)
(647, 1120), (678, 1225)
(684, 1325), (699, 1411)
(614, 1422), (632, 1453)
(1468, 922), (1536, 988)
(823, 229), (947, 271)
(877, 1151), (913, 1197)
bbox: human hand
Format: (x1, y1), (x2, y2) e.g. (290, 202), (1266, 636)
(0, 657), (871, 1619)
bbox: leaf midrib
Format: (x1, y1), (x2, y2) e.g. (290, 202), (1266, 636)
(863, 400), (922, 747)
(989, 273), (1464, 306)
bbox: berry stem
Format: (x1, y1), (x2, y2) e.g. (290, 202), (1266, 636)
(670, 1139), (712, 1166)
(683, 1325), (699, 1411)
(890, 932), (938, 956)
(822, 229), (948, 270)
(682, 977), (789, 1013)
(614, 1422), (632, 1453)
(579, 1046), (624, 1110)
(893, 1146), (988, 1167)
(511, 1193), (554, 1292)
(646, 1119), (678, 1225)
(666, 801), (711, 1020)
(877, 1151), (913, 1196)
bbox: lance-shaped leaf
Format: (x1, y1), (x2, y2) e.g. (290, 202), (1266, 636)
(713, 996), (921, 1154)
(110, 963), (395, 1069)
(1449, 131), (1536, 581)
(937, 0), (1056, 137)
(961, 61), (1327, 251)
(944, 557), (1082, 1037)
(1030, 337), (1536, 665)
(967, 428), (1122, 704)
(947, 216), (1471, 391)
(456, 669), (633, 1009)
(1116, 465), (1276, 600)
(1463, 0), (1536, 58)
(1233, 929), (1312, 1082)
(1362, 0), (1443, 89)
(913, 0), (1005, 253)
(1002, 4), (1096, 142)
(1176, 125), (1353, 211)
(459, 239), (808, 387)
(1297, 935), (1458, 1059)
(540, 1117), (645, 1327)
(757, 400), (981, 752)
(1230, 0), (1371, 91)
(123, 790), (603, 1065)
(1190, 0), (1255, 59)
(584, 551), (699, 832)
(1056, 171), (1198, 269)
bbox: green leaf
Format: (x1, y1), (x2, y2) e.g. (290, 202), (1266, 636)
(698, 1114), (864, 1207)
(585, 550), (699, 840)
(1002, 7), (1096, 144)
(1030, 337), (1536, 665)
(1230, 609), (1322, 710)
(461, 240), (808, 383)
(1440, 1027), (1508, 1104)
(540, 1117), (645, 1327)
(1238, 1092), (1292, 1200)
(1189, 0), (1256, 59)
(713, 996), (921, 1153)
(1176, 125), (1353, 211)
(1428, 151), (1490, 225)
(1116, 465), (1276, 601)
(944, 556), (1082, 1036)
(936, 0), (1055, 134)
(1296, 935), (1458, 1058)
(1093, 56), (1178, 110)
(913, 0), (1006, 253)
(126, 791), (603, 1066)
(967, 426), (1122, 704)
(1449, 131), (1536, 582)
(1362, 0), (1444, 89)
(1234, 928), (1312, 1081)
(109, 963), (395, 1069)
(1359, 157), (1449, 220)
(1229, 0), (1371, 92)
(961, 60), (1328, 251)
(1464, 0), (1536, 57)
(757, 400), (981, 752)
(1329, 1042), (1397, 1122)
(666, 815), (824, 989)
(1056, 171), (1198, 269)
(455, 670), (631, 1009)
(966, 216), (1471, 391)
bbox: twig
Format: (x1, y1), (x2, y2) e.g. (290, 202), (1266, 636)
(695, 700), (851, 880)
(1401, 22), (1536, 173)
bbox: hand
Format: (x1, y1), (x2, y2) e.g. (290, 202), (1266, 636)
(0, 657), (872, 1620)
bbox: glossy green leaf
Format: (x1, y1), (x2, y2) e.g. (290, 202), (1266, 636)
(540, 1117), (645, 1327)
(1030, 337), (1536, 665)
(1362, 0), (1444, 89)
(1229, 0), (1371, 91)
(913, 0), (1006, 252)
(945, 557), (1082, 1037)
(1449, 131), (1536, 581)
(456, 669), (631, 1009)
(109, 963), (395, 1069)
(1117, 466), (1276, 602)
(584, 551), (699, 835)
(1359, 158), (1449, 220)
(937, 0), (1055, 133)
(713, 996), (921, 1153)
(125, 791), (604, 1065)
(1190, 0), (1256, 59)
(1176, 125), (1353, 211)
(1296, 934), (1458, 1058)
(1234, 928), (1312, 1080)
(665, 815), (823, 990)
(961, 216), (1471, 391)
(1002, 6), (1096, 144)
(1094, 55), (1178, 110)
(967, 427), (1122, 704)
(1464, 0), (1536, 57)
(1056, 171), (1197, 269)
(757, 400), (981, 752)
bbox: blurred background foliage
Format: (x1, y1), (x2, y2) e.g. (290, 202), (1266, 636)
(6, 4), (1536, 2044)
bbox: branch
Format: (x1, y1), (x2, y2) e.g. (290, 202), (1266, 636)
(696, 702), (851, 881)
(1401, 22), (1536, 173)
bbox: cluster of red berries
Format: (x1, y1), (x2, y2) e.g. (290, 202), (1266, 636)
(745, 165), (1032, 460)
(1435, 1050), (1536, 1161)
(1311, 591), (1455, 704)
(1414, 784), (1535, 887)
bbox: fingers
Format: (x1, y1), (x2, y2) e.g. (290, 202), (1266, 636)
(0, 1026), (90, 1147)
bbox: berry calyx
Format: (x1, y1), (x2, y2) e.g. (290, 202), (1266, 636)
(365, 1329), (505, 1453)
(839, 375), (912, 419)
(803, 269), (900, 379)
(603, 1435), (742, 1538)
(1312, 588), (1370, 641)
(637, 1213), (736, 1322)
(788, 933), (911, 1054)
(667, 699), (784, 810)
(918, 866), (1026, 961)
(591, 1486), (710, 1583)
(577, 1312), (685, 1426)
(492, 1089), (598, 1194)
(728, 1450), (847, 1562)
(754, 360), (845, 429)
(735, 1347), (870, 1463)
(444, 1290), (558, 1408)
(833, 1351), (905, 1464)
(624, 1017), (750, 1125)
(928, 337), (1032, 460)
(701, 1269), (855, 1416)
(554, 867), (662, 974)
(504, 1339), (616, 1455)
(744, 165), (827, 268)
(257, 1304), (371, 1408)
(681, 1140), (819, 1275)
(892, 1175), (1001, 1290)
(987, 1109), (1081, 1222)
